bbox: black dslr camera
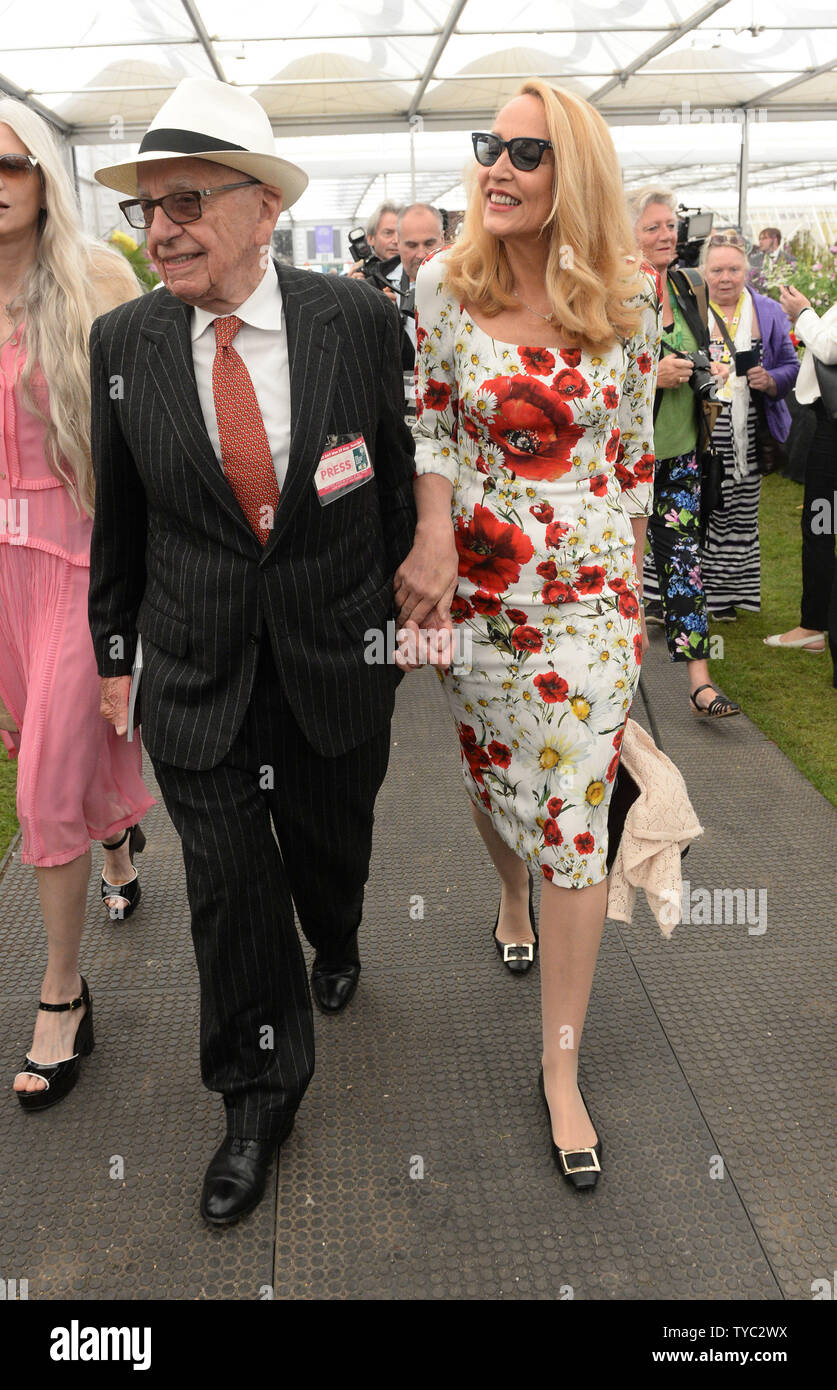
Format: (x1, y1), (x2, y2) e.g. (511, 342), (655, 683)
(671, 349), (721, 403)
(347, 227), (400, 292)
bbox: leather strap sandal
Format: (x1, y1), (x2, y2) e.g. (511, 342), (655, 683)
(14, 976), (94, 1112)
(689, 683), (741, 718)
(101, 823), (146, 921)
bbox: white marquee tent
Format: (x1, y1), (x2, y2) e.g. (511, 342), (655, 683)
(1, 0), (836, 246)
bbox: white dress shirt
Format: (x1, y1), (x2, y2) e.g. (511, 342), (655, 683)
(793, 302), (837, 404)
(191, 262), (291, 489)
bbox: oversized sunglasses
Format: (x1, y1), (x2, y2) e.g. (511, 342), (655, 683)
(471, 132), (553, 172)
(0, 154), (40, 177)
(119, 178), (260, 230)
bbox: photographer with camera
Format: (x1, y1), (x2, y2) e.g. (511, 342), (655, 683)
(628, 187), (738, 718)
(346, 201), (401, 287)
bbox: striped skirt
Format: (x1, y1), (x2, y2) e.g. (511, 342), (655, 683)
(700, 403), (762, 613)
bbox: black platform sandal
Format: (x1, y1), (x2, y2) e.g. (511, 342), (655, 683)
(493, 870), (537, 974)
(101, 824), (146, 921)
(14, 976), (94, 1112)
(689, 683), (741, 719)
(538, 1069), (602, 1191)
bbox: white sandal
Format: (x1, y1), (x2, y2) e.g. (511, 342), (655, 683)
(763, 631), (825, 651)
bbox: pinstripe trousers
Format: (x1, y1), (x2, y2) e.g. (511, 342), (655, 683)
(151, 627), (392, 1140)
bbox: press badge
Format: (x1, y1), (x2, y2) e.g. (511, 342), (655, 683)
(314, 433), (373, 505)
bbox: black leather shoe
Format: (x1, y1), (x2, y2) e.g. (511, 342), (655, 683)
(538, 1069), (602, 1191)
(200, 1121), (293, 1227)
(311, 961), (360, 1013)
(493, 871), (537, 974)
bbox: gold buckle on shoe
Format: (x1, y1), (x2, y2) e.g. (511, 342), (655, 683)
(502, 943), (534, 963)
(558, 1146), (601, 1176)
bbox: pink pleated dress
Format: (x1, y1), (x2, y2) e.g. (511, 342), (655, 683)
(0, 329), (155, 866)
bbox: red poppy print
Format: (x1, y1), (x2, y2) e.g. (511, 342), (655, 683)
(633, 453), (654, 483)
(606, 752), (620, 783)
(530, 501), (554, 524)
(471, 590), (502, 616)
(542, 579), (579, 605)
(536, 558), (558, 581)
(576, 565), (606, 596)
(633, 633), (643, 664)
(455, 504), (535, 594)
(542, 864), (554, 881)
(547, 796), (564, 818)
(608, 576), (630, 594)
(478, 375), (585, 482)
(450, 594), (474, 622)
(416, 326), (428, 351)
(457, 723), (491, 781)
(520, 346), (556, 376)
(614, 461), (634, 490)
(475, 453), (490, 474)
(602, 384), (619, 409)
(543, 818), (563, 846)
(605, 427), (621, 462)
(559, 348), (581, 367)
(617, 590), (639, 619)
(613, 726), (625, 751)
(533, 671), (569, 703)
(544, 519), (571, 548)
(424, 378), (451, 410)
(488, 740), (512, 768)
(574, 832), (595, 854)
(636, 352), (653, 374)
(512, 625), (543, 653)
(505, 607), (529, 624)
(552, 369), (590, 401)
(589, 473), (608, 497)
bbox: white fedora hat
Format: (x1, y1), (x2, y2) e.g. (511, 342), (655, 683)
(94, 77), (308, 209)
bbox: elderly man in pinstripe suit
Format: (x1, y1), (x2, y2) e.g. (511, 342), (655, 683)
(87, 80), (416, 1226)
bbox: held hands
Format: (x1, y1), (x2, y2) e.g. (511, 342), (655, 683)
(394, 520), (459, 628)
(778, 284), (811, 325)
(100, 675), (131, 737)
(394, 611), (457, 672)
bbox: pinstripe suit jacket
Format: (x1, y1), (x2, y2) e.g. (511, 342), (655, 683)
(88, 260), (416, 769)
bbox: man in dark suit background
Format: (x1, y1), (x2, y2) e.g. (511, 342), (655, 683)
(88, 79), (416, 1226)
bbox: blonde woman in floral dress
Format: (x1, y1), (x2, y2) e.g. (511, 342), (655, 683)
(395, 81), (660, 1189)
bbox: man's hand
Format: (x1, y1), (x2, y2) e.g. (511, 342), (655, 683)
(346, 263), (366, 281)
(778, 284), (811, 325)
(100, 675), (131, 736)
(747, 364), (776, 396)
(394, 520), (459, 627)
(393, 611), (456, 672)
(656, 354), (694, 389)
(709, 360), (730, 383)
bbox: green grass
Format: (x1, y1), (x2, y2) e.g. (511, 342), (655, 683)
(0, 472), (833, 865)
(710, 471), (836, 808)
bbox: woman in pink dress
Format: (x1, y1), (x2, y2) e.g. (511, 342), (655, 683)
(0, 100), (155, 1110)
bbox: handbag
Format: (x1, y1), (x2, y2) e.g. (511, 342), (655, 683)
(814, 357), (837, 421)
(710, 307), (787, 475)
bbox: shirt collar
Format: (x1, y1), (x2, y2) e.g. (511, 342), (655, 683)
(191, 261), (283, 342)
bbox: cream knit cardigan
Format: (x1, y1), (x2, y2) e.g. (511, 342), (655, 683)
(606, 718), (703, 938)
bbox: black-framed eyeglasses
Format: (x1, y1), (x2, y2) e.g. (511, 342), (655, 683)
(118, 179), (260, 230)
(471, 132), (553, 172)
(0, 154), (40, 178)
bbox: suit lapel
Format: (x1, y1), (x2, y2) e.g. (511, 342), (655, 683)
(141, 290), (257, 540)
(264, 262), (341, 555)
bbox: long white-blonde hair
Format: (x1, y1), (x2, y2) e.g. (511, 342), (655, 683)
(0, 99), (141, 516)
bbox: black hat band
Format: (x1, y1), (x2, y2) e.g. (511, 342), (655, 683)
(138, 128), (248, 156)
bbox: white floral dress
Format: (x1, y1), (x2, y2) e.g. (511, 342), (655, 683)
(412, 250), (661, 887)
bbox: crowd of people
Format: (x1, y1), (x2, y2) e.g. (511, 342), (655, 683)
(0, 73), (834, 1228)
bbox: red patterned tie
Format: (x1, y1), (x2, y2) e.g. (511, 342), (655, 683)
(212, 315), (279, 544)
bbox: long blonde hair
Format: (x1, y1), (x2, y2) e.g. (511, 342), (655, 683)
(0, 99), (142, 516)
(444, 79), (644, 351)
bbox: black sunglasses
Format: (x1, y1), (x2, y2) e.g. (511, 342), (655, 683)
(0, 154), (40, 178)
(471, 132), (553, 172)
(119, 179), (260, 230)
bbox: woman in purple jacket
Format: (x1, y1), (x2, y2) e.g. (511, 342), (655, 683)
(700, 233), (799, 618)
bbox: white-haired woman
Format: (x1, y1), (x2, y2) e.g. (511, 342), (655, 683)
(628, 188), (738, 717)
(0, 101), (155, 1110)
(396, 80), (661, 1189)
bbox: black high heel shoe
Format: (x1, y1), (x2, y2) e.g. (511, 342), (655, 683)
(101, 823), (146, 921)
(538, 1069), (602, 1190)
(14, 977), (94, 1112)
(493, 870), (537, 974)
